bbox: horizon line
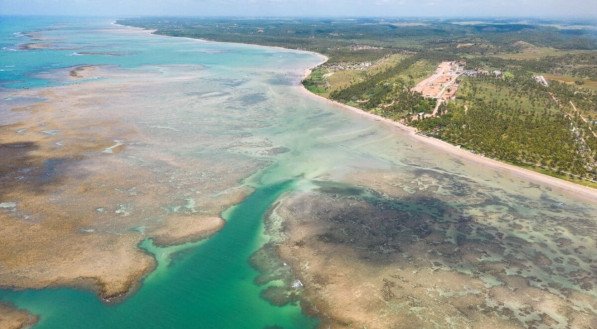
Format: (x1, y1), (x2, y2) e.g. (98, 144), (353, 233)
(2, 14), (597, 21)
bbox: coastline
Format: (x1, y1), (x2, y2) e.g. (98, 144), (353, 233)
(109, 20), (597, 329)
(112, 21), (329, 62)
(115, 20), (596, 200)
(297, 66), (597, 202)
(4, 20), (594, 329)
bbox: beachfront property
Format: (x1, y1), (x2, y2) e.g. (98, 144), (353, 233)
(327, 62), (373, 71)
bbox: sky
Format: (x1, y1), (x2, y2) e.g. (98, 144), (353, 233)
(1, 0), (597, 18)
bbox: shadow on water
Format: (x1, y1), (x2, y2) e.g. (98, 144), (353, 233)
(0, 179), (319, 329)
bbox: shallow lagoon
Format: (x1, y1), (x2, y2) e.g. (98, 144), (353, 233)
(0, 17), (595, 328)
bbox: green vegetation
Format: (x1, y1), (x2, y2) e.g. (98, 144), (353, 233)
(324, 55), (437, 117)
(118, 17), (597, 185)
(118, 17), (597, 65)
(414, 76), (597, 181)
(302, 68), (327, 94)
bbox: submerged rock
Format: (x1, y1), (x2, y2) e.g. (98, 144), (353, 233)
(0, 202), (17, 210)
(291, 279), (303, 289)
(260, 285), (300, 307)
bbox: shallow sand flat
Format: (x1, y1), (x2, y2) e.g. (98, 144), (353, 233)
(0, 65), (268, 306)
(150, 215), (225, 246)
(0, 303), (37, 329)
(270, 171), (597, 329)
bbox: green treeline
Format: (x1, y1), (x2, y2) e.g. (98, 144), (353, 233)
(414, 77), (597, 181)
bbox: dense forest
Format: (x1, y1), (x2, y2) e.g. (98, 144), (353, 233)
(118, 17), (597, 60)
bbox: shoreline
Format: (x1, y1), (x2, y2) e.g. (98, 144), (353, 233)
(115, 20), (596, 201)
(297, 65), (597, 202)
(115, 20), (596, 329)
(112, 21), (329, 62)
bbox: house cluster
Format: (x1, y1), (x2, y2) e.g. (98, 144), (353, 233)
(349, 45), (384, 51)
(462, 69), (503, 78)
(412, 61), (465, 101)
(327, 62), (373, 71)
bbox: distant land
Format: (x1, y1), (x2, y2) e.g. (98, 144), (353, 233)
(119, 17), (597, 187)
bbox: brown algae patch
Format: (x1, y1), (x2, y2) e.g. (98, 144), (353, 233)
(0, 303), (38, 329)
(68, 65), (98, 79)
(17, 43), (51, 51)
(17, 32), (54, 51)
(35, 65), (112, 84)
(269, 175), (597, 329)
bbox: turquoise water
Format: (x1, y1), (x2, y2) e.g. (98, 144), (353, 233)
(1, 16), (596, 329)
(0, 16), (320, 328)
(0, 178), (316, 329)
(0, 16), (307, 89)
